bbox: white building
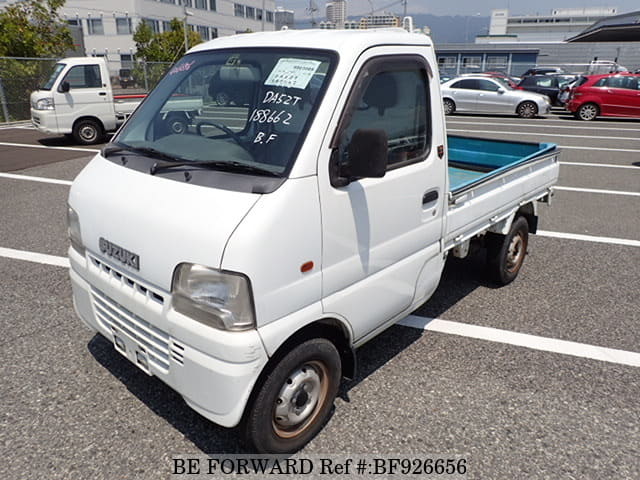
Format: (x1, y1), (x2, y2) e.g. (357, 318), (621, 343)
(56, 0), (276, 67)
(274, 6), (294, 30)
(478, 7), (619, 43)
(325, 0), (346, 29)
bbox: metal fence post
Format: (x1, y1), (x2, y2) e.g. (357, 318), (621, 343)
(143, 61), (149, 91)
(0, 77), (10, 123)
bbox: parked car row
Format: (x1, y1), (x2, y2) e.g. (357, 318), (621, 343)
(440, 70), (640, 121)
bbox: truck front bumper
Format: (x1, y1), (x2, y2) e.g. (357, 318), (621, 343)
(69, 247), (269, 428)
(30, 108), (65, 135)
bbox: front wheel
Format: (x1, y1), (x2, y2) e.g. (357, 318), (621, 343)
(486, 216), (529, 285)
(443, 98), (456, 115)
(72, 119), (103, 145)
(517, 101), (538, 119)
(576, 103), (598, 121)
(243, 338), (341, 453)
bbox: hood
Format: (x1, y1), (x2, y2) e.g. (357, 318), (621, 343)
(69, 155), (261, 292)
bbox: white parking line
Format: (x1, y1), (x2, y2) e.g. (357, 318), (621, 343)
(559, 145), (639, 153)
(0, 141), (99, 153)
(560, 162), (640, 170)
(398, 316), (640, 368)
(447, 128), (640, 142)
(0, 247), (69, 268)
(447, 119), (640, 133)
(0, 172), (72, 185)
(537, 230), (640, 247)
(554, 186), (640, 197)
(2, 245), (637, 368)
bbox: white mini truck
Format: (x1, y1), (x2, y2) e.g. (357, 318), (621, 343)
(68, 29), (560, 453)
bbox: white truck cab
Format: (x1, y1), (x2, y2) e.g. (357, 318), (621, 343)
(67, 29), (560, 453)
(30, 57), (142, 144)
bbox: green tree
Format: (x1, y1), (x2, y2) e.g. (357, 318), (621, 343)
(0, 0), (73, 121)
(132, 18), (202, 90)
(0, 0), (73, 57)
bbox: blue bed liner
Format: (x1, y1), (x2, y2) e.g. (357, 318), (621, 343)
(448, 135), (556, 193)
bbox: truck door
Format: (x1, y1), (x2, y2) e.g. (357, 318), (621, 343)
(53, 63), (111, 134)
(318, 50), (446, 342)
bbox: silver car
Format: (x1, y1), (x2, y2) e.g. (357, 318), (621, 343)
(442, 76), (551, 118)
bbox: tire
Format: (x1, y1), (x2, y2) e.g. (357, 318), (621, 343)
(72, 119), (103, 145)
(517, 101), (538, 119)
(166, 113), (188, 135)
(215, 91), (231, 106)
(443, 98), (456, 115)
(486, 216), (529, 285)
(244, 338), (341, 454)
(576, 103), (598, 121)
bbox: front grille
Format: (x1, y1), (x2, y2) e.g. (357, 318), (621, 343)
(89, 254), (164, 305)
(91, 287), (182, 371)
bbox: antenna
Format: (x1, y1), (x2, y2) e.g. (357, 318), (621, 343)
(307, 0), (318, 27)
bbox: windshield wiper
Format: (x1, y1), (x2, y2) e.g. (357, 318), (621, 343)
(102, 143), (188, 164)
(150, 160), (281, 177)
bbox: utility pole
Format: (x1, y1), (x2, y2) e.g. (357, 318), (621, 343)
(403, 0), (407, 19)
(261, 0), (266, 31)
(183, 3), (193, 53)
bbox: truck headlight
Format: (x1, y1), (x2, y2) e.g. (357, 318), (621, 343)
(67, 206), (85, 255)
(172, 263), (256, 331)
(35, 98), (54, 110)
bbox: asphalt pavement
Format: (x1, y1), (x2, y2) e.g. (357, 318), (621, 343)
(1, 111), (639, 480)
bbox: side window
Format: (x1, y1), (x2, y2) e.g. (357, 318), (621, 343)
(339, 62), (430, 170)
(451, 79), (478, 90)
(477, 79), (500, 91)
(535, 77), (554, 87)
(594, 78), (606, 87)
(62, 65), (102, 88)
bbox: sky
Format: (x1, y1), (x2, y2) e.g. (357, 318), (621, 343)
(283, 0), (639, 19)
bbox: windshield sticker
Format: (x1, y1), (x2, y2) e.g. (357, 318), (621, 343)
(169, 60), (196, 75)
(265, 58), (321, 89)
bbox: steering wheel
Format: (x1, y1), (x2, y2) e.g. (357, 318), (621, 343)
(196, 121), (243, 145)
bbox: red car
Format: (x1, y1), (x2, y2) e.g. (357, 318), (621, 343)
(566, 73), (640, 120)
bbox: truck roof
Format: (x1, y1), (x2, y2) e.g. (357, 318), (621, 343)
(189, 28), (432, 56)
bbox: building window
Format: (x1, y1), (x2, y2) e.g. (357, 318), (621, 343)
(120, 54), (134, 68)
(196, 25), (210, 40)
(211, 27), (218, 38)
(182, 0), (193, 6)
(234, 3), (244, 17)
(245, 6), (255, 19)
(256, 9), (263, 20)
(159, 0), (175, 3)
(195, 0), (206, 9)
(142, 18), (160, 34)
(209, 0), (216, 11)
(87, 18), (104, 35)
(67, 19), (80, 26)
(162, 20), (172, 32)
(266, 10), (273, 22)
(116, 17), (132, 35)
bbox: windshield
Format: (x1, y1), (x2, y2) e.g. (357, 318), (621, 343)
(113, 48), (336, 177)
(41, 63), (66, 91)
(494, 77), (514, 90)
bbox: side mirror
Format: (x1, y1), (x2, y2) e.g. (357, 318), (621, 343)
(59, 81), (70, 93)
(347, 128), (388, 178)
(497, 88), (505, 94)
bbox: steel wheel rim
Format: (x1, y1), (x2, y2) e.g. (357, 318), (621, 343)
(272, 360), (329, 439)
(216, 92), (230, 106)
(580, 105), (597, 120)
(506, 232), (526, 272)
(79, 125), (97, 142)
(170, 120), (186, 134)
(444, 100), (453, 114)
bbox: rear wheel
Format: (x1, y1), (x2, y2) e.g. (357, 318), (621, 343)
(517, 101), (537, 119)
(576, 103), (598, 121)
(486, 216), (529, 285)
(72, 119), (103, 145)
(443, 98), (456, 115)
(244, 338), (341, 453)
(215, 91), (231, 106)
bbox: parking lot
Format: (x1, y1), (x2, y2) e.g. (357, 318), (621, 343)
(1, 111), (639, 479)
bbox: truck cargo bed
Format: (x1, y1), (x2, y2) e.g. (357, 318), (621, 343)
(444, 135), (560, 252)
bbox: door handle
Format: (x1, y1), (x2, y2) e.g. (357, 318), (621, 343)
(422, 190), (439, 205)
(98, 92), (107, 96)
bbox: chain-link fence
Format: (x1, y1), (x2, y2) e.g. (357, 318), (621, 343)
(0, 57), (173, 123)
(437, 61), (631, 79)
